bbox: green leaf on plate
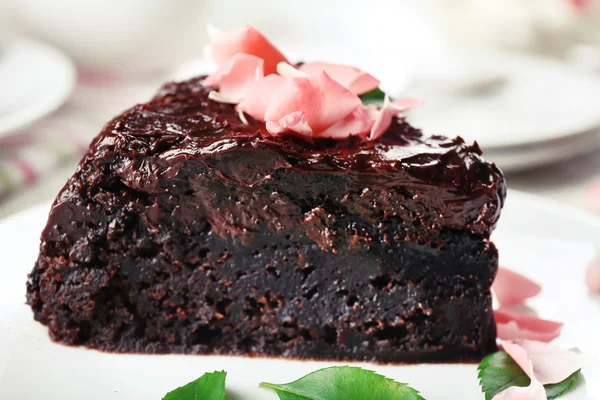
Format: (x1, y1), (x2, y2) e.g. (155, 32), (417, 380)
(545, 371), (580, 400)
(162, 370), (226, 400)
(259, 366), (425, 400)
(359, 87), (386, 103)
(478, 351), (531, 400)
(478, 351), (581, 400)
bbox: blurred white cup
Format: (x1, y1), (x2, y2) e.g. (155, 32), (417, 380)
(10, 0), (208, 73)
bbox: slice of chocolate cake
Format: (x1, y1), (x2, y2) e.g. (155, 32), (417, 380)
(27, 25), (506, 363)
(26, 76), (505, 363)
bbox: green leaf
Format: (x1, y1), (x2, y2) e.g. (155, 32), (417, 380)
(260, 366), (425, 400)
(478, 352), (531, 400)
(359, 87), (386, 103)
(545, 371), (580, 399)
(478, 351), (581, 400)
(163, 370), (226, 400)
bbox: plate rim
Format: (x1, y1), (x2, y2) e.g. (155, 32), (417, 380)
(406, 50), (600, 149)
(0, 39), (76, 137)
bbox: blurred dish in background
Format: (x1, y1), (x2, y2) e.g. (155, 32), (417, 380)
(404, 51), (600, 172)
(482, 129), (600, 172)
(10, 0), (207, 73)
(0, 40), (75, 138)
(437, 0), (600, 59)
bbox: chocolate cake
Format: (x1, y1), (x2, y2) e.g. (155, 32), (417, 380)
(26, 77), (506, 363)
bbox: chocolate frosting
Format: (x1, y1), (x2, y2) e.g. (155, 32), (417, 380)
(54, 76), (505, 248)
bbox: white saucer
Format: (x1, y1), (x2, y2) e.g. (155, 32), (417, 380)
(0, 191), (599, 399)
(0, 40), (76, 137)
(404, 52), (600, 171)
(484, 126), (600, 172)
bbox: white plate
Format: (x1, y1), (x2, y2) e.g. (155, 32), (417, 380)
(1, 191), (599, 400)
(0, 40), (76, 137)
(404, 52), (600, 170)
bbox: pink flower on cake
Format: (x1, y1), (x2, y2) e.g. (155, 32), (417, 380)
(493, 267), (542, 306)
(204, 25), (422, 141)
(298, 61), (380, 95)
(494, 309), (563, 343)
(205, 24), (288, 75)
(240, 64), (362, 138)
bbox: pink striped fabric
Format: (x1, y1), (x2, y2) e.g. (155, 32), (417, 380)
(0, 72), (160, 199)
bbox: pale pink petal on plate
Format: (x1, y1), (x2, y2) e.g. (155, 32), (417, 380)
(492, 360), (547, 400)
(502, 341), (533, 379)
(518, 340), (584, 385)
(318, 106), (376, 139)
(266, 111), (313, 137)
(204, 53), (264, 101)
(205, 24), (288, 75)
(237, 74), (286, 121)
(495, 309), (563, 343)
(264, 71), (361, 136)
(586, 252), (600, 294)
(299, 61), (380, 95)
(493, 268), (542, 306)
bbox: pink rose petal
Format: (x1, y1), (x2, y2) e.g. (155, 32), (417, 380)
(368, 97), (423, 140)
(369, 98), (396, 141)
(495, 309), (563, 343)
(205, 24), (288, 75)
(208, 91), (239, 104)
(277, 62), (310, 78)
(521, 341), (584, 385)
(493, 268), (543, 306)
(264, 68), (361, 135)
(492, 360), (547, 400)
(204, 53), (264, 102)
(503, 341), (536, 380)
(586, 252), (600, 293)
(299, 61), (380, 95)
(319, 105), (376, 139)
(266, 111), (313, 137)
(503, 340), (584, 385)
(237, 74), (286, 121)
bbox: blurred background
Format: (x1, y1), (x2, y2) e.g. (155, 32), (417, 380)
(0, 0), (599, 219)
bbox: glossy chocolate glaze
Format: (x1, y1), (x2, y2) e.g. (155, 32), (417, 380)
(82, 76), (505, 243)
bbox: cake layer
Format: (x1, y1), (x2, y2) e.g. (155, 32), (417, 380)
(27, 77), (505, 362)
(29, 198), (497, 361)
